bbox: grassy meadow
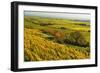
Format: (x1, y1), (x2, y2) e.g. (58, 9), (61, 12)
(24, 15), (90, 61)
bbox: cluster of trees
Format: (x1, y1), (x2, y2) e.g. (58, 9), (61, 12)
(64, 31), (89, 47)
(42, 29), (89, 47)
(40, 22), (53, 26)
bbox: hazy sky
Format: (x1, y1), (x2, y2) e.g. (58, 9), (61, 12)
(24, 11), (90, 21)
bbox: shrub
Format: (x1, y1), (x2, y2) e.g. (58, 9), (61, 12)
(40, 22), (53, 26)
(60, 27), (66, 29)
(64, 31), (89, 47)
(60, 27), (70, 30)
(80, 24), (87, 26)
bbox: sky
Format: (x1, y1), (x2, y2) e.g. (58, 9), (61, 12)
(24, 11), (90, 21)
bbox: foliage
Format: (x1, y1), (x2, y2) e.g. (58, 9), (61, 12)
(64, 31), (89, 47)
(24, 28), (90, 61)
(24, 16), (90, 61)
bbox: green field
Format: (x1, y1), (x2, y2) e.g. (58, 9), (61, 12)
(24, 16), (90, 61)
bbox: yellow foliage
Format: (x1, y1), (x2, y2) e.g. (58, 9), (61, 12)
(24, 28), (90, 61)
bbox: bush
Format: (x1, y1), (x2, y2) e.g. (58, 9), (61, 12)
(60, 27), (70, 30)
(60, 27), (66, 29)
(40, 22), (53, 26)
(64, 31), (89, 47)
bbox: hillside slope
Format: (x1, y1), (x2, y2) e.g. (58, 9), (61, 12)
(24, 28), (90, 61)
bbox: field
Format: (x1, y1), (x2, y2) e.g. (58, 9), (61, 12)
(24, 15), (90, 61)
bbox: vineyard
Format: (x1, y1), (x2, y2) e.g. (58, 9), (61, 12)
(24, 16), (90, 61)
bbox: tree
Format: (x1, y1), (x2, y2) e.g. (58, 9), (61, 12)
(64, 31), (89, 47)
